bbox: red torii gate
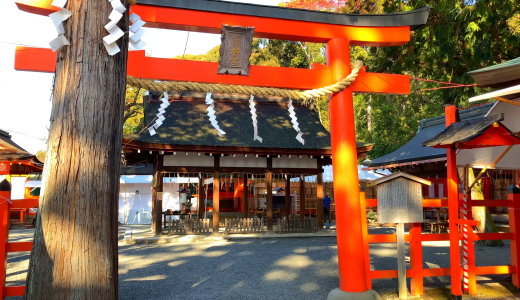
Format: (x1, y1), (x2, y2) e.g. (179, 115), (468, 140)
(13, 1), (430, 299)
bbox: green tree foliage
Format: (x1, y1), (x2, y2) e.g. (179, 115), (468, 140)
(280, 0), (520, 159)
(123, 87), (145, 134)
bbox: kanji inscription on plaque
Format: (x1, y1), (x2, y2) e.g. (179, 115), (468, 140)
(217, 25), (255, 76)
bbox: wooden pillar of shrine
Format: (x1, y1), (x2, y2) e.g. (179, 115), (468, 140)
(285, 175), (291, 221)
(266, 172), (273, 232)
(212, 172), (220, 234)
(243, 173), (249, 218)
(445, 105), (462, 297)
(155, 171), (164, 234)
(152, 155), (164, 234)
(198, 174), (204, 220)
(300, 176), (306, 221)
(317, 173), (324, 231)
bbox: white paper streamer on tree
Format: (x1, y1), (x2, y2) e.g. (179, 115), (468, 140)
(48, 0), (72, 52)
(103, 0), (126, 55)
(248, 95), (262, 143)
(129, 11), (147, 50)
(206, 93), (226, 137)
(288, 99), (305, 145)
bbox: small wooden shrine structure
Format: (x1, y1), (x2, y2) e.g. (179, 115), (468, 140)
(0, 130), (42, 222)
(122, 92), (374, 234)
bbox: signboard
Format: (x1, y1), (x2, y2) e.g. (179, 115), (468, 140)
(217, 25), (255, 76)
(376, 177), (424, 224)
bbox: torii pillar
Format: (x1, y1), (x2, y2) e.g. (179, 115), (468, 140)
(327, 39), (379, 299)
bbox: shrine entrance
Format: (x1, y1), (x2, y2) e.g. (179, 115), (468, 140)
(10, 0), (432, 299)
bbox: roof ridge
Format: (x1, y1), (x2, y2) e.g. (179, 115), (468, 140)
(419, 102), (495, 130)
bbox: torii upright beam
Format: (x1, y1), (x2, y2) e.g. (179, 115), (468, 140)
(14, 1), (430, 299)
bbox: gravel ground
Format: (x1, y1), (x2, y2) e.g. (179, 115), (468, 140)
(5, 226), (514, 299)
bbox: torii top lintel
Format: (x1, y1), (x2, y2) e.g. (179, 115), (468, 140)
(16, 0), (430, 46)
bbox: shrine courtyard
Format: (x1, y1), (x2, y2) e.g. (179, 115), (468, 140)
(5, 226), (518, 300)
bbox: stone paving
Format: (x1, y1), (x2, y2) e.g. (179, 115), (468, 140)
(5, 224), (517, 299)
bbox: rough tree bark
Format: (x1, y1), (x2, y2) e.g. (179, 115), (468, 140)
(24, 0), (129, 298)
(468, 168), (504, 247)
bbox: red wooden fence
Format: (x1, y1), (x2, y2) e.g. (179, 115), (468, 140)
(1, 199), (37, 299)
(362, 189), (519, 296)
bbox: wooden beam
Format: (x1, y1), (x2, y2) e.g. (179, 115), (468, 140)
(213, 172), (220, 234)
(15, 1), (413, 46)
(243, 173), (249, 219)
(468, 145), (513, 190)
(300, 176), (306, 221)
(160, 166), (324, 175)
(495, 97), (520, 108)
(266, 172), (273, 232)
(15, 47), (411, 95)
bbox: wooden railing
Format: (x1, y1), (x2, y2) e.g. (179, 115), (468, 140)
(224, 218), (265, 234)
(1, 199), (38, 298)
(167, 219), (211, 235)
(362, 192), (519, 296)
(277, 217), (317, 233)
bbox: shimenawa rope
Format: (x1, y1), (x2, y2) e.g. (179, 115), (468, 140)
(126, 60), (364, 103)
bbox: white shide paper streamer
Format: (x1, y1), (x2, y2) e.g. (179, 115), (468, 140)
(129, 11), (146, 50)
(49, 0), (72, 51)
(149, 92), (169, 136)
(288, 99), (305, 145)
(206, 93), (226, 137)
(103, 0), (126, 55)
(249, 95), (262, 143)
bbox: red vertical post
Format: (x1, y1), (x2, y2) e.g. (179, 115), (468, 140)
(359, 190), (372, 289)
(508, 184), (520, 288)
(327, 38), (374, 298)
(445, 105), (462, 297)
(0, 179), (11, 300)
(409, 222), (423, 295)
(460, 183), (476, 294)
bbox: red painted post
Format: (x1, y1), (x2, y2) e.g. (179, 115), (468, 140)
(445, 105), (462, 297)
(359, 190), (372, 289)
(409, 222), (423, 295)
(327, 38), (372, 297)
(0, 179), (11, 300)
(508, 184), (520, 288)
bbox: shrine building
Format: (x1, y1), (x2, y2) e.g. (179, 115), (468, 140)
(122, 91), (373, 234)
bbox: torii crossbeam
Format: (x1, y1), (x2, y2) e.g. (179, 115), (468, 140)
(14, 0), (430, 299)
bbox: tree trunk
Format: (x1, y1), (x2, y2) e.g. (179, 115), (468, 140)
(468, 168), (504, 247)
(24, 0), (129, 298)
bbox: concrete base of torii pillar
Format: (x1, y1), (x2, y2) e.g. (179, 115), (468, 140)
(328, 288), (381, 300)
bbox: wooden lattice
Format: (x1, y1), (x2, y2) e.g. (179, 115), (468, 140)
(277, 217), (317, 233)
(224, 218), (265, 234)
(167, 219), (211, 235)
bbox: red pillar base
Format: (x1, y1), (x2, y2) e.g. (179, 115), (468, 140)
(327, 288), (380, 300)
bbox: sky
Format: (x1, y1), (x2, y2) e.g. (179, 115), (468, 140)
(0, 0), (281, 154)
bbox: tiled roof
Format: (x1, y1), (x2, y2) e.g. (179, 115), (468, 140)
(367, 103), (494, 167)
